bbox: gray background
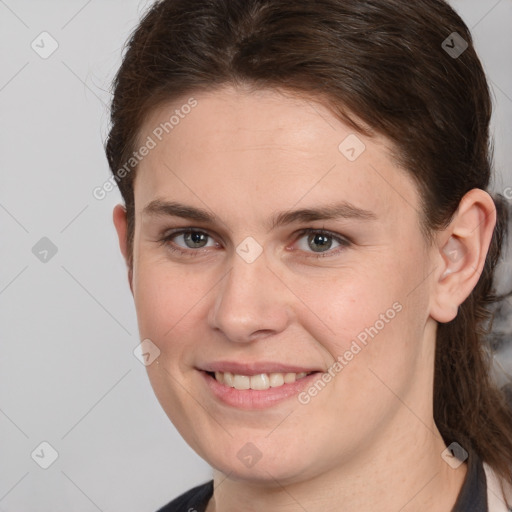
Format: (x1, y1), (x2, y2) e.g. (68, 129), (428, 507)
(0, 1), (511, 510)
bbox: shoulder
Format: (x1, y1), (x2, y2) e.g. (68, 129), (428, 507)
(155, 480), (214, 512)
(484, 462), (512, 512)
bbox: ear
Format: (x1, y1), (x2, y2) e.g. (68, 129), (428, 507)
(429, 188), (497, 323)
(113, 204), (134, 295)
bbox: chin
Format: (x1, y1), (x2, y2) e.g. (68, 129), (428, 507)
(198, 436), (325, 485)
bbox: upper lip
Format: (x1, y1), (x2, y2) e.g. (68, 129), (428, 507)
(199, 361), (322, 376)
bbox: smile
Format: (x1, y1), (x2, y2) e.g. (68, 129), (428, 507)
(211, 371), (314, 390)
(201, 369), (323, 409)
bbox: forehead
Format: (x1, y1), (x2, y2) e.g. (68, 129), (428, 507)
(134, 86), (420, 226)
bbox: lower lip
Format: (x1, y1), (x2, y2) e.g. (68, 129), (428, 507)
(200, 371), (321, 410)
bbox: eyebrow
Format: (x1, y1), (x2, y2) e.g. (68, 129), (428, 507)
(142, 199), (377, 231)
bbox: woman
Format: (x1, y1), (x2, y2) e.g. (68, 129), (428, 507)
(105, 0), (512, 510)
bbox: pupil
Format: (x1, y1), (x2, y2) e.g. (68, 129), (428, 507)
(309, 233), (332, 252)
(186, 232), (207, 248)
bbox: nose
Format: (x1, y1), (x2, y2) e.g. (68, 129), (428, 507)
(208, 249), (293, 343)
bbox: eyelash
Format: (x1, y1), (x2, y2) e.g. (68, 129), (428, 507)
(157, 228), (351, 259)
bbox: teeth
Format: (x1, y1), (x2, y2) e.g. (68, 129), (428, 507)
(250, 373), (270, 390)
(233, 374), (250, 390)
(269, 373), (284, 387)
(212, 371), (310, 390)
(224, 372), (234, 387)
(284, 372), (297, 384)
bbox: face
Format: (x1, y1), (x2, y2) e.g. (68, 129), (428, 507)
(122, 85), (439, 483)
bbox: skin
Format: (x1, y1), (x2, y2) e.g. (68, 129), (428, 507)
(113, 85), (496, 511)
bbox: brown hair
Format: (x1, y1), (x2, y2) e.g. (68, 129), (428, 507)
(105, 0), (512, 498)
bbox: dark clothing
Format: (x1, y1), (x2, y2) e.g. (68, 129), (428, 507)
(157, 449), (488, 511)
(452, 446), (488, 512)
(157, 480), (213, 512)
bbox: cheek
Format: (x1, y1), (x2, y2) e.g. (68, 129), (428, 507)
(294, 250), (428, 386)
(132, 257), (208, 349)
(289, 264), (405, 350)
(131, 258), (211, 425)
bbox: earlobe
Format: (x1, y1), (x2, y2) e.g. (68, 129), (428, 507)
(429, 189), (497, 324)
(112, 204), (134, 294)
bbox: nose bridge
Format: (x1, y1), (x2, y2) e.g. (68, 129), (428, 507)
(208, 248), (291, 342)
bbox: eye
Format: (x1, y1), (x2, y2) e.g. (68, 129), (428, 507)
(159, 229), (218, 256)
(158, 227), (351, 259)
(293, 229), (351, 257)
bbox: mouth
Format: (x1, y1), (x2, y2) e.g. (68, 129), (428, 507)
(206, 370), (318, 390)
(199, 368), (324, 409)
